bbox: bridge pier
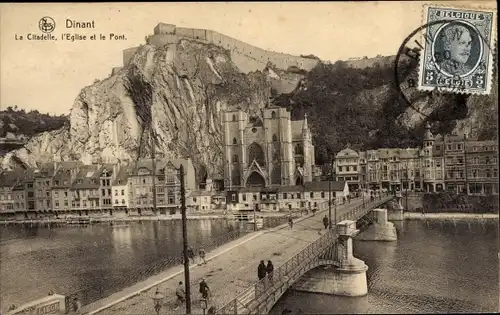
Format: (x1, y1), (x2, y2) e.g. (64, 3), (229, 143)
(387, 194), (404, 221)
(356, 208), (397, 241)
(292, 221), (368, 297)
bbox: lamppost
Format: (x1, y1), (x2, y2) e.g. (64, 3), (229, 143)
(152, 288), (164, 315)
(328, 158), (334, 229)
(200, 298), (208, 315)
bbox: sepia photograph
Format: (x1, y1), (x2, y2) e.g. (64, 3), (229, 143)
(0, 2), (498, 315)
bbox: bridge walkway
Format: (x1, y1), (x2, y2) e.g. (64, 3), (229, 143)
(217, 195), (392, 314)
(93, 195), (391, 315)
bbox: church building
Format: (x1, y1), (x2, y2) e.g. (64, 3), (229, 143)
(223, 106), (315, 189)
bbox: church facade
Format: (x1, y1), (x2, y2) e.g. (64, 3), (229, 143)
(222, 106), (315, 189)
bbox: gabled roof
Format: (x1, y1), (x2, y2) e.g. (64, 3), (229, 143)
(71, 165), (100, 190)
(113, 165), (132, 185)
(336, 148), (359, 158)
(0, 170), (24, 188)
(33, 163), (56, 179)
(304, 181), (346, 192)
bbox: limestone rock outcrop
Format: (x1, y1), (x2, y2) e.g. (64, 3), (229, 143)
(2, 39), (296, 182)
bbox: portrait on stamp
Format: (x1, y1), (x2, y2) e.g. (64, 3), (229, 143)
(433, 21), (479, 77)
(418, 6), (496, 95)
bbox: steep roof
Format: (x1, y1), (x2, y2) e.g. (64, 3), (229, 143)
(304, 181), (346, 192)
(33, 163), (56, 178)
(336, 148), (359, 158)
(113, 165), (132, 185)
(0, 170), (24, 188)
(71, 165), (101, 190)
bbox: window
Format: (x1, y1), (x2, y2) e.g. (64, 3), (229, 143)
(232, 114), (236, 122)
(296, 193), (300, 199)
(283, 193), (288, 199)
(272, 134), (277, 142)
(193, 197), (197, 203)
(233, 137), (237, 145)
(55, 201), (59, 208)
(122, 199), (125, 205)
(115, 190), (118, 196)
(233, 155), (239, 163)
(271, 111), (276, 119)
(321, 192), (325, 198)
(310, 192), (314, 198)
(121, 189), (124, 196)
(457, 144), (462, 150)
(242, 194), (246, 201)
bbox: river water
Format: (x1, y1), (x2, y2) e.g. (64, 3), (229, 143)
(0, 219), (253, 312)
(269, 219), (499, 314)
(1, 219), (498, 314)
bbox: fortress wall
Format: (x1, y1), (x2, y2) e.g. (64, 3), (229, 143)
(154, 23), (176, 35)
(231, 50), (268, 73)
(122, 24), (321, 71)
(147, 34), (179, 47)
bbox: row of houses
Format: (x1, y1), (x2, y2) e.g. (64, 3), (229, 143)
(333, 124), (498, 195)
(0, 157), (351, 218)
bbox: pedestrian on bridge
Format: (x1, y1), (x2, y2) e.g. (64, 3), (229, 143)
(266, 260), (274, 281)
(199, 248), (207, 265)
(187, 246), (195, 265)
(323, 215), (329, 230)
(288, 216), (293, 229)
(199, 278), (210, 301)
(258, 260), (267, 280)
(174, 281), (185, 310)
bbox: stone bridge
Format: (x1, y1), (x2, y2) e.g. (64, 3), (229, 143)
(216, 193), (402, 314)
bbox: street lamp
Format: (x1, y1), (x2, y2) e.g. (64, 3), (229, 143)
(200, 298), (208, 315)
(328, 158), (334, 229)
(152, 288), (164, 315)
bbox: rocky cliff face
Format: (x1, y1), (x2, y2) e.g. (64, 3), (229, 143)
(2, 39), (292, 182)
(2, 39), (496, 179)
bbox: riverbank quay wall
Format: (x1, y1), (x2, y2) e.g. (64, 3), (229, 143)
(402, 192), (499, 214)
(123, 23), (320, 73)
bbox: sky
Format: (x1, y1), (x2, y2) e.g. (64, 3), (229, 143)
(0, 1), (495, 115)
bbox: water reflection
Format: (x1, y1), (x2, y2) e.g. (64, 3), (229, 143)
(0, 219), (242, 313)
(270, 220), (499, 314)
(112, 226), (132, 251)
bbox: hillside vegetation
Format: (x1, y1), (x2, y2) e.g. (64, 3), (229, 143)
(0, 106), (69, 138)
(272, 57), (498, 165)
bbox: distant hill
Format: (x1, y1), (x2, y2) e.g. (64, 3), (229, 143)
(272, 56), (498, 165)
(0, 107), (69, 139)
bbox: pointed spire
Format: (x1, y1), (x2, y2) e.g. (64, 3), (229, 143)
(302, 112), (309, 134)
(423, 121), (434, 141)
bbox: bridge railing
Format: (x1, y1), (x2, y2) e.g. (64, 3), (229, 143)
(216, 193), (393, 314)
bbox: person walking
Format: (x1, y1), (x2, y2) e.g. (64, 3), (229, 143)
(199, 248), (207, 265)
(266, 260), (274, 282)
(258, 260), (267, 280)
(187, 246), (195, 265)
(288, 216), (293, 229)
(199, 278), (210, 302)
(72, 298), (82, 314)
(174, 281), (185, 310)
(323, 215), (329, 230)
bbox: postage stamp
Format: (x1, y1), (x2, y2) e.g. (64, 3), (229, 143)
(418, 5), (497, 95)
